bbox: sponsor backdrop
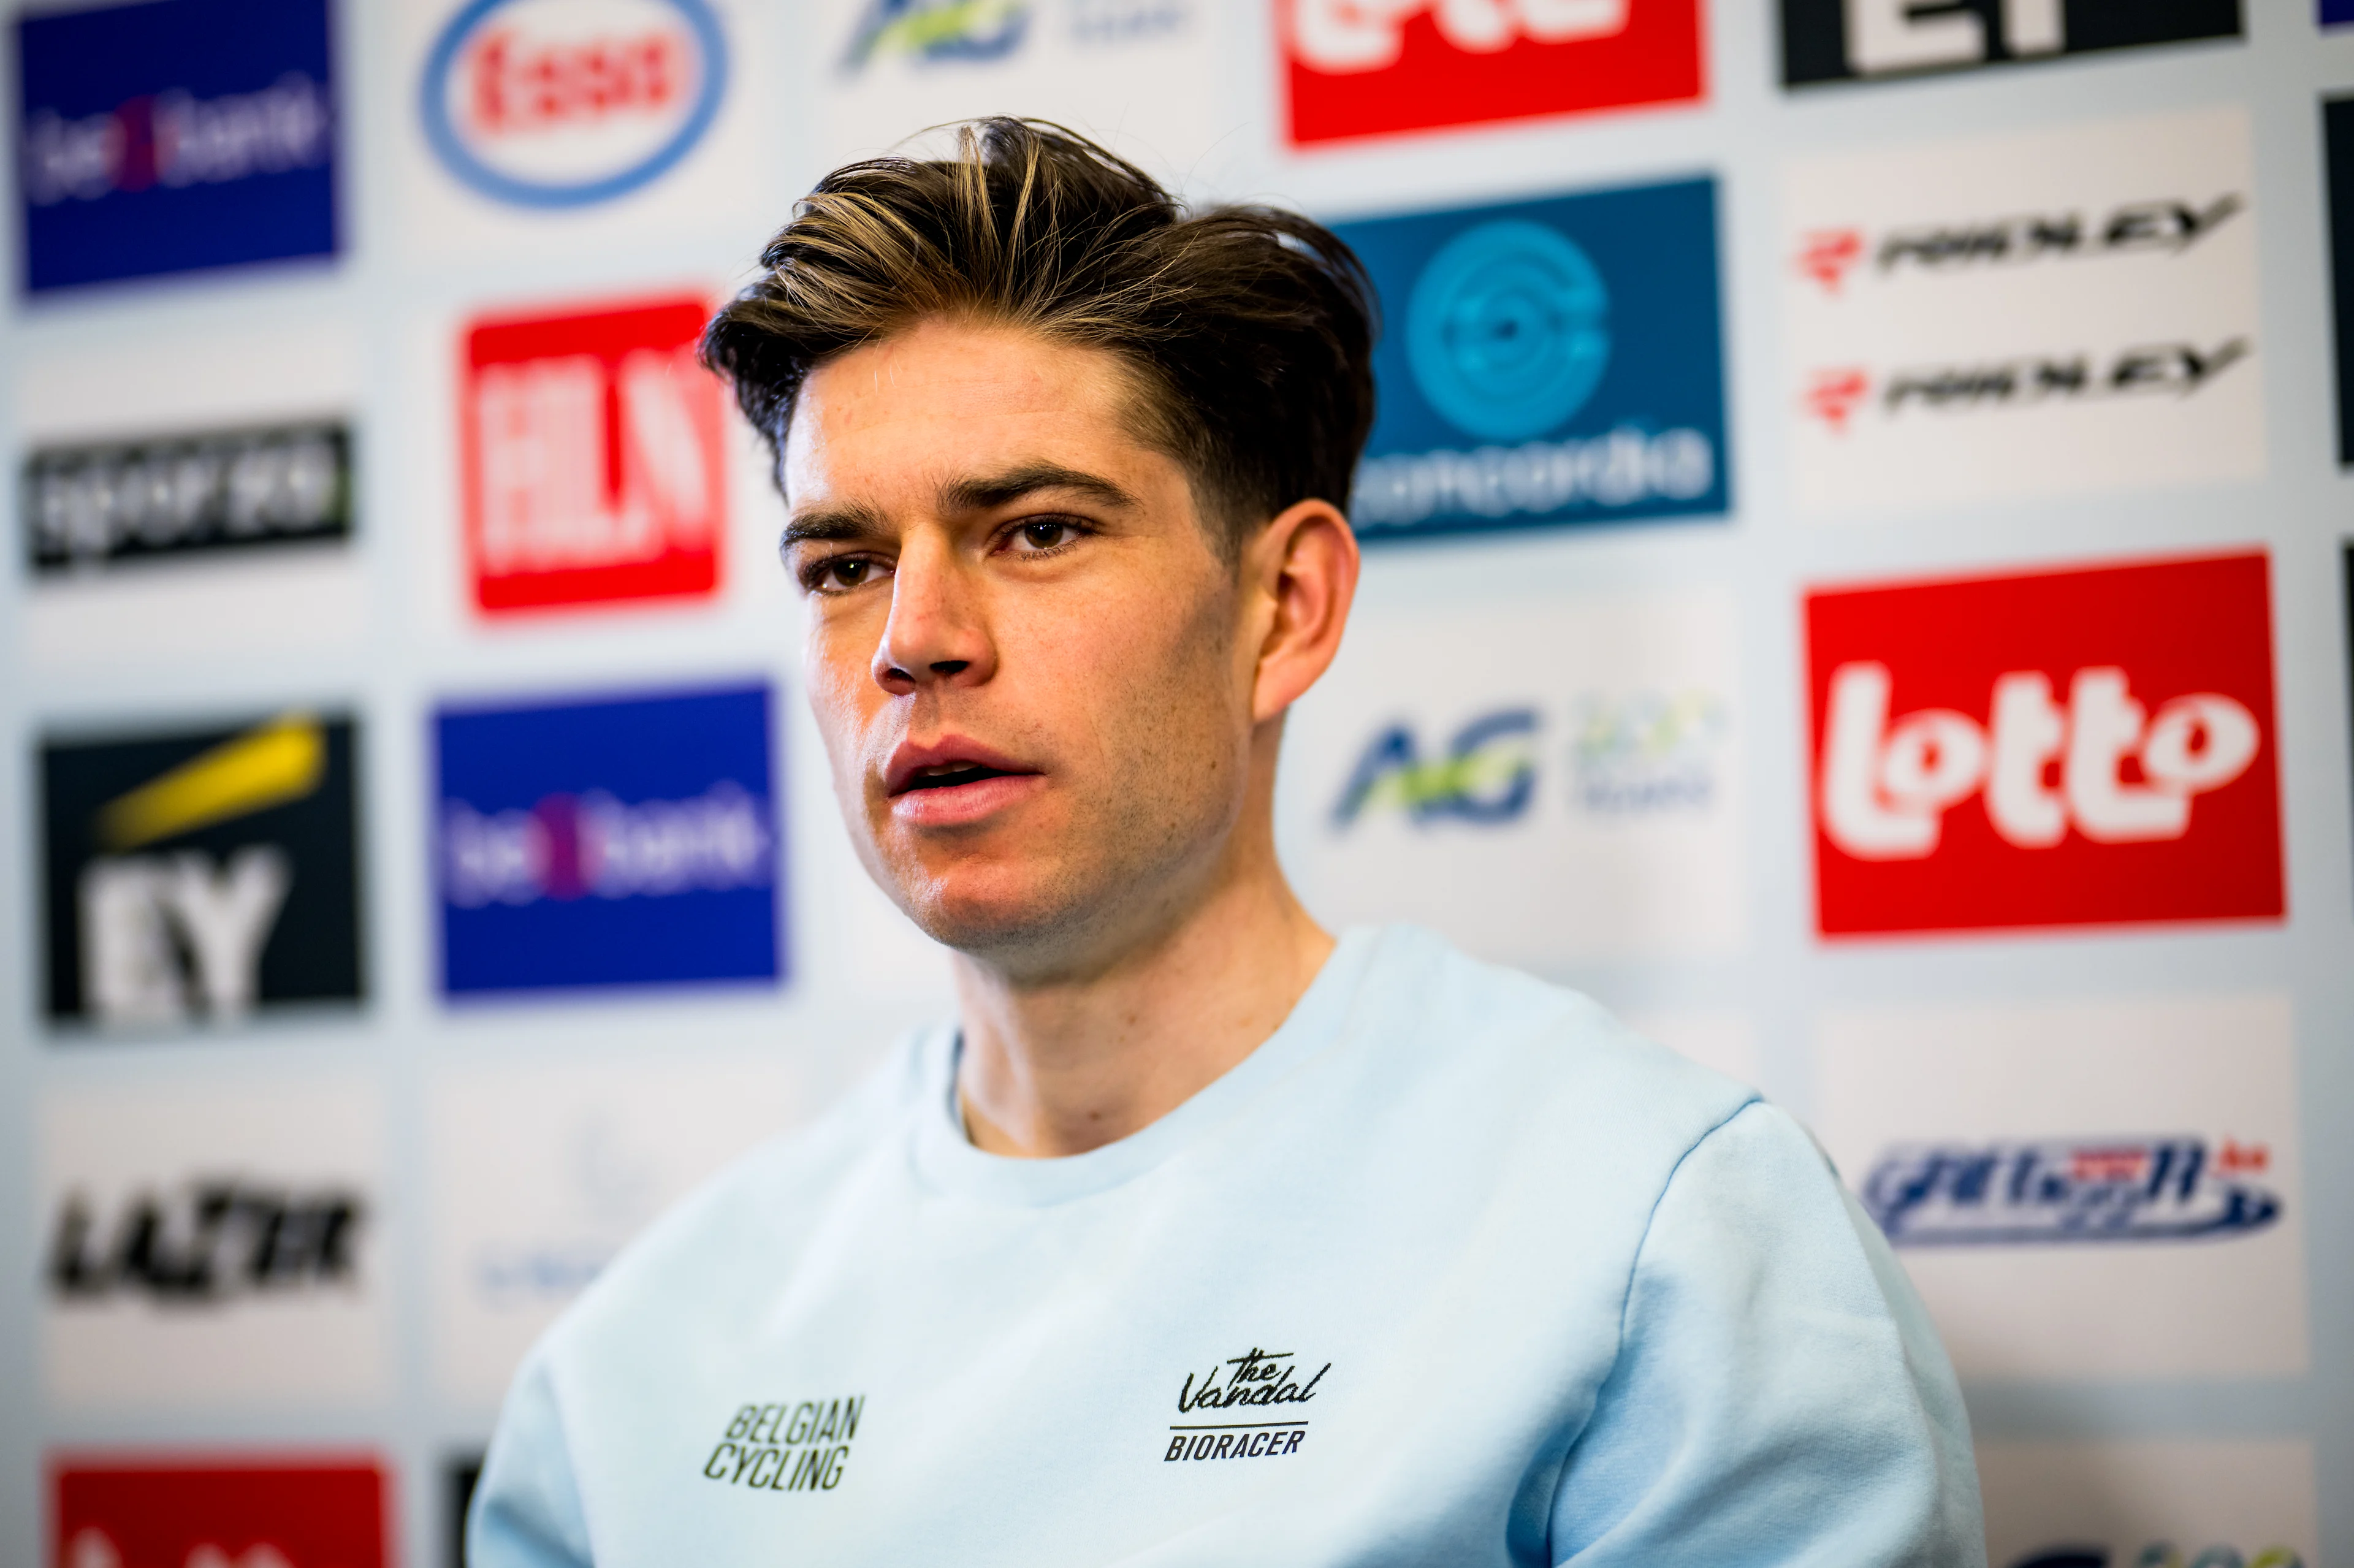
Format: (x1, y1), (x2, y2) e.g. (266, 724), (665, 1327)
(0, 0), (2346, 1562)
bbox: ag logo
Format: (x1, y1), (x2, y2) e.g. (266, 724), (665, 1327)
(421, 0), (728, 208)
(842, 0), (1029, 67)
(41, 714), (364, 1030)
(1334, 709), (1538, 826)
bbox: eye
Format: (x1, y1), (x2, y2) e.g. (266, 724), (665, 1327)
(801, 554), (890, 595)
(1008, 517), (1087, 555)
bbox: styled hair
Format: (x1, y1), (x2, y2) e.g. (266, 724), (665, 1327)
(700, 118), (1376, 553)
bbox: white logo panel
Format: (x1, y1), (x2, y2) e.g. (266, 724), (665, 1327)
(1979, 1439), (2317, 1568)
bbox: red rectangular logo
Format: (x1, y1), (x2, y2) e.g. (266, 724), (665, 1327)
(53, 1460), (386, 1568)
(1281, 0), (1702, 147)
(1805, 552), (2284, 937)
(461, 294), (725, 615)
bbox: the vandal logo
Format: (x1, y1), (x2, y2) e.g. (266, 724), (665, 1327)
(1335, 690), (1725, 828)
(703, 1397), (864, 1493)
(1779, 0), (2241, 86)
(25, 422), (351, 573)
(436, 683), (782, 995)
(53, 1465), (386, 1568)
(842, 0), (1030, 66)
(1283, 0), (1697, 147)
(421, 0), (727, 208)
(1796, 196), (2244, 295)
(2011, 1547), (2303, 1568)
(1806, 552), (2282, 936)
(41, 715), (364, 1029)
(1166, 1347), (1327, 1462)
(15, 0), (340, 291)
(1338, 179), (1726, 541)
(50, 1181), (364, 1303)
(1802, 340), (2250, 435)
(1863, 1136), (2279, 1246)
(462, 295), (725, 614)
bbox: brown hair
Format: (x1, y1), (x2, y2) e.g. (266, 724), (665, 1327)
(700, 118), (1376, 554)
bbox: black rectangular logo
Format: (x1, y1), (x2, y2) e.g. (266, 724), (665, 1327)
(42, 713), (364, 1029)
(1780, 0), (2241, 86)
(2328, 98), (2354, 467)
(23, 420), (351, 574)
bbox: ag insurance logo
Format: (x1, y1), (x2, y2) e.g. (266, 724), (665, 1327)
(461, 295), (725, 614)
(41, 714), (364, 1031)
(436, 682), (781, 996)
(1335, 178), (1726, 542)
(54, 1461), (387, 1568)
(1780, 0), (2239, 86)
(1283, 0), (1699, 147)
(421, 0), (728, 208)
(14, 0), (337, 293)
(1805, 552), (2282, 938)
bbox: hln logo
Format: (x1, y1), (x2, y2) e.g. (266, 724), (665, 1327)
(41, 714), (364, 1029)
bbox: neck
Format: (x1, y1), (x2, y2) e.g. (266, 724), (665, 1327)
(950, 818), (1334, 1160)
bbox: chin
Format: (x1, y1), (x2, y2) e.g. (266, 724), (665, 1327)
(893, 861), (1110, 972)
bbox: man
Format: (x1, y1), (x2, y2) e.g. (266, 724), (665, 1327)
(471, 120), (1983, 1566)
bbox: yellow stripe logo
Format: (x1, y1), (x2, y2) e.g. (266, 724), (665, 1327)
(96, 714), (326, 851)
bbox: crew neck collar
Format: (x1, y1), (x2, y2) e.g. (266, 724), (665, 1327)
(908, 926), (1382, 1206)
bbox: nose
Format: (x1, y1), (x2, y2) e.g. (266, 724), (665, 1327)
(871, 531), (995, 695)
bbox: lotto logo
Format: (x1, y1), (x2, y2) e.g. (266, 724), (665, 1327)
(53, 1462), (386, 1568)
(1282, 0), (1699, 147)
(460, 295), (725, 614)
(1806, 552), (2281, 936)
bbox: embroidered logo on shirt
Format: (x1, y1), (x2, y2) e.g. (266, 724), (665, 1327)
(702, 1396), (864, 1493)
(1164, 1346), (1328, 1462)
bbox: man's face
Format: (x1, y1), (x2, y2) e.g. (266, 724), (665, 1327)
(780, 318), (1259, 972)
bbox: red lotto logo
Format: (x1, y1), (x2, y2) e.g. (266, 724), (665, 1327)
(1281, 0), (1702, 147)
(462, 295), (725, 615)
(1805, 552), (2283, 937)
(53, 1461), (386, 1568)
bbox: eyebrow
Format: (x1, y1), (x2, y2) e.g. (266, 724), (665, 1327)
(779, 503), (889, 552)
(939, 463), (1139, 516)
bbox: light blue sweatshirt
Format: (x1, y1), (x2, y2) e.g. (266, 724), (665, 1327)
(472, 924), (1984, 1566)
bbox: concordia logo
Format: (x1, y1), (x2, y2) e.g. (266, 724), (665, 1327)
(1862, 1135), (2280, 1246)
(50, 1179), (364, 1303)
(421, 0), (728, 207)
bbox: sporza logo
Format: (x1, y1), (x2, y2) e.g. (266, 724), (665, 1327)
(25, 422), (351, 573)
(1333, 690), (1724, 828)
(1862, 1135), (2280, 1246)
(1336, 178), (1726, 540)
(421, 0), (728, 208)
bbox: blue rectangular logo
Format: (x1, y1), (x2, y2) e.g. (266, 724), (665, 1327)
(2323, 0), (2353, 25)
(15, 0), (338, 294)
(435, 683), (783, 997)
(1334, 177), (1729, 542)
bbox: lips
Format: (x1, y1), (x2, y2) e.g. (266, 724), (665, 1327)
(883, 736), (1044, 826)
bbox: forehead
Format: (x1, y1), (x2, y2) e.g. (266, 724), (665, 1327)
(782, 319), (1156, 500)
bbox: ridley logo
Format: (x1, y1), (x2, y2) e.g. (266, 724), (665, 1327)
(1804, 341), (2250, 432)
(1806, 552), (2282, 936)
(1861, 1135), (2280, 1246)
(461, 295), (725, 614)
(420, 0), (727, 208)
(1794, 195), (2244, 297)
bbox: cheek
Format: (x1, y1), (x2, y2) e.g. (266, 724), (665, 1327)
(802, 618), (880, 764)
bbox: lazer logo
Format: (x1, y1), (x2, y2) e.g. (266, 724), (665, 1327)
(1819, 664), (2257, 860)
(1804, 340), (2249, 432)
(25, 421), (350, 573)
(462, 295), (725, 614)
(50, 1181), (364, 1303)
(1780, 0), (2242, 86)
(1795, 194), (2244, 294)
(1290, 0), (1623, 72)
(842, 0), (1029, 66)
(1805, 552), (2281, 936)
(42, 715), (364, 1028)
(1862, 1135), (2279, 1246)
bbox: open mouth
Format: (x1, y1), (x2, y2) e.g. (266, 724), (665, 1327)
(896, 761), (1021, 794)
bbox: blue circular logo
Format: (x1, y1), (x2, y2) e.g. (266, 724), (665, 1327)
(1405, 219), (1610, 443)
(421, 0), (729, 210)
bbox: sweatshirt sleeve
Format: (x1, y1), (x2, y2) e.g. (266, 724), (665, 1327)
(468, 1346), (597, 1568)
(1546, 1100), (1986, 1568)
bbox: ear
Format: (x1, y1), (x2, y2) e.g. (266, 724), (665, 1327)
(1243, 497), (1361, 726)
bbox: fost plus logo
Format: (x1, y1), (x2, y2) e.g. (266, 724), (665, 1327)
(462, 295), (725, 614)
(1785, 108), (2261, 516)
(1282, 0), (1699, 147)
(436, 683), (780, 995)
(1806, 552), (2282, 937)
(422, 0), (727, 208)
(25, 422), (351, 574)
(1779, 0), (2239, 86)
(1335, 178), (1726, 542)
(14, 0), (338, 292)
(41, 715), (364, 1030)
(54, 1463), (386, 1568)
(1863, 1135), (2280, 1247)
